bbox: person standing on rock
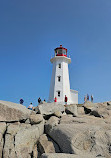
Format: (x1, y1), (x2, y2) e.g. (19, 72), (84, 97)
(65, 95), (68, 105)
(54, 97), (57, 102)
(91, 95), (93, 102)
(84, 96), (87, 102)
(28, 103), (33, 110)
(87, 94), (89, 101)
(38, 97), (41, 104)
(19, 98), (24, 105)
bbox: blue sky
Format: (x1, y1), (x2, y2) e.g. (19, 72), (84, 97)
(0, 0), (111, 107)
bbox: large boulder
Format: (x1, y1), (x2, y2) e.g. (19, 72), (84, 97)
(14, 122), (44, 158)
(53, 111), (63, 118)
(38, 134), (56, 155)
(45, 116), (60, 134)
(3, 120), (44, 158)
(0, 100), (31, 122)
(36, 102), (65, 116)
(38, 134), (60, 156)
(83, 101), (109, 118)
(3, 122), (21, 158)
(3, 123), (29, 158)
(83, 101), (95, 114)
(60, 115), (105, 125)
(7, 122), (20, 135)
(90, 103), (109, 118)
(29, 114), (44, 125)
(65, 104), (78, 116)
(46, 115), (111, 157)
(3, 134), (16, 158)
(77, 106), (85, 115)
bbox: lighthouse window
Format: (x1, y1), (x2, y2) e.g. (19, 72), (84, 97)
(58, 63), (61, 68)
(63, 50), (66, 55)
(58, 49), (62, 55)
(58, 91), (60, 97)
(58, 76), (61, 82)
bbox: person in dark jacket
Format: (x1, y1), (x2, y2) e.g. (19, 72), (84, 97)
(38, 97), (41, 104)
(91, 95), (93, 102)
(87, 94), (89, 101)
(19, 98), (24, 105)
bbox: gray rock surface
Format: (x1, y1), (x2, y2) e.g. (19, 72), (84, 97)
(3, 119), (44, 158)
(0, 123), (6, 157)
(3, 122), (20, 158)
(0, 100), (111, 158)
(3, 134), (16, 158)
(77, 106), (85, 115)
(90, 103), (109, 118)
(45, 116), (60, 134)
(53, 111), (63, 118)
(37, 102), (65, 115)
(83, 101), (95, 114)
(46, 115), (111, 157)
(0, 100), (31, 122)
(83, 101), (110, 118)
(15, 125), (40, 158)
(33, 144), (38, 158)
(83, 101), (95, 109)
(38, 134), (56, 154)
(29, 114), (44, 125)
(65, 104), (78, 116)
(41, 153), (105, 158)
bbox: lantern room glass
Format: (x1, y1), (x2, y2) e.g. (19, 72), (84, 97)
(55, 49), (67, 56)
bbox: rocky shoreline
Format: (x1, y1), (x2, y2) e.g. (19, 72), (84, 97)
(0, 100), (111, 158)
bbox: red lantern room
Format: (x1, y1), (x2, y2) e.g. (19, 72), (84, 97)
(54, 45), (67, 57)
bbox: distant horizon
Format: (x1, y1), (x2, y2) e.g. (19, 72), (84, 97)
(0, 0), (111, 107)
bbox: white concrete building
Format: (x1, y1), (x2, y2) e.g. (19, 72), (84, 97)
(48, 45), (78, 104)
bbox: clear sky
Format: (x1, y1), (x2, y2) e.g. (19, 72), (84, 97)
(0, 0), (111, 107)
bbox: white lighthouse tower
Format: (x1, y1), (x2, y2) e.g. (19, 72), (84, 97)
(48, 45), (78, 104)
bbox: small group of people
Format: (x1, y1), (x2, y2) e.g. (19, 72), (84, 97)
(38, 97), (46, 104)
(19, 97), (46, 111)
(84, 94), (93, 102)
(54, 95), (68, 105)
(20, 98), (33, 109)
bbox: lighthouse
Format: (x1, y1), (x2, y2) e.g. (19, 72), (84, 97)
(48, 45), (78, 104)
